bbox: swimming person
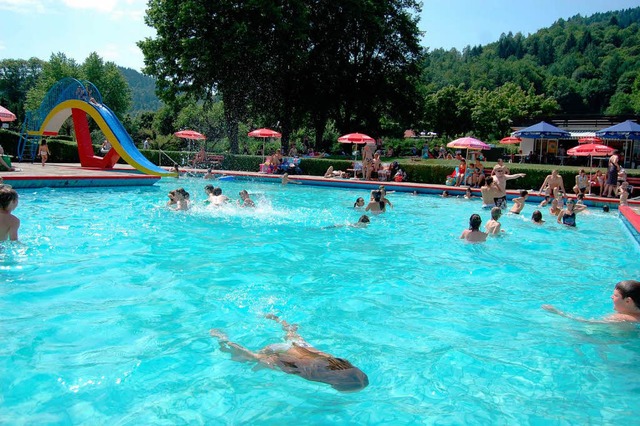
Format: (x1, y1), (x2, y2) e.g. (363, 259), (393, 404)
(282, 173), (301, 185)
(353, 197), (365, 208)
(543, 280), (640, 323)
(509, 190), (528, 214)
(491, 166), (525, 209)
(556, 199), (586, 227)
(210, 314), (369, 392)
(480, 176), (499, 208)
(531, 210), (544, 224)
(365, 191), (386, 214)
(172, 188), (190, 211)
(0, 186), (20, 241)
(238, 190), (256, 208)
(460, 213), (487, 242)
(485, 207), (503, 235)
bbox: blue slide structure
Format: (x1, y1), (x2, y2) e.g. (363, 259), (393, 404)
(20, 78), (174, 177)
(92, 103), (171, 176)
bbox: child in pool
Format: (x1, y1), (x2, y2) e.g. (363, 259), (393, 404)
(485, 207), (502, 235)
(543, 280), (640, 323)
(531, 210), (544, 224)
(0, 186), (20, 241)
(210, 314), (369, 392)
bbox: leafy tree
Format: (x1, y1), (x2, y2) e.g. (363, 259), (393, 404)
(81, 53), (132, 119)
(139, 0), (424, 153)
(0, 58), (44, 123)
(25, 52), (131, 119)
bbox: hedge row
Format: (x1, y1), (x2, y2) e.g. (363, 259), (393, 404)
(2, 129), (637, 190)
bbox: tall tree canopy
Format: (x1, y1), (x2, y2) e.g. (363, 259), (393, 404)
(25, 52), (131, 120)
(139, 0), (424, 152)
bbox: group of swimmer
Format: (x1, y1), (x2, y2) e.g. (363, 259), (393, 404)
(166, 184), (256, 210)
(456, 160), (627, 242)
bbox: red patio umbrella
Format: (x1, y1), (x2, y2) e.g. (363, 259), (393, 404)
(174, 130), (206, 140)
(174, 129), (206, 153)
(567, 143), (615, 178)
(0, 105), (17, 122)
(500, 136), (522, 144)
(248, 128), (281, 159)
(338, 133), (375, 162)
(578, 136), (603, 144)
(447, 137), (490, 160)
(337, 132), (375, 144)
(248, 128), (282, 138)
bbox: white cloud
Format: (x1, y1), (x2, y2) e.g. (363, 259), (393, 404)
(0, 40), (5, 51)
(0, 0), (47, 13)
(61, 0), (117, 13)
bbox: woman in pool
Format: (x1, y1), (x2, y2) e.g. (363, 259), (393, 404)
(460, 213), (487, 242)
(556, 199), (586, 227)
(353, 197), (365, 208)
(365, 191), (386, 214)
(543, 280), (640, 323)
(210, 314), (369, 392)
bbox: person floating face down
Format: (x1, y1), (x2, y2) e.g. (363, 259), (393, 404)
(210, 314), (369, 392)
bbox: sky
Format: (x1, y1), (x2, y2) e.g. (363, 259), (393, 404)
(0, 0), (639, 72)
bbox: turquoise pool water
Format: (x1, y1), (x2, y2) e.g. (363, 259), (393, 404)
(2, 178), (640, 424)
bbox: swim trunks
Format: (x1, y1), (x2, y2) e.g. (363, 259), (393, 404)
(494, 196), (507, 209)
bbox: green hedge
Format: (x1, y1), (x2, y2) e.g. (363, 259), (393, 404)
(3, 127), (639, 190)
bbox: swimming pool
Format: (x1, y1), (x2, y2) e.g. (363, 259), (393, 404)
(2, 178), (640, 424)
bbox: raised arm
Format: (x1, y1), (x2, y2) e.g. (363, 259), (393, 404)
(505, 173), (525, 181)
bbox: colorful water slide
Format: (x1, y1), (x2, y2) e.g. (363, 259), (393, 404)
(41, 100), (173, 176)
(21, 78), (174, 176)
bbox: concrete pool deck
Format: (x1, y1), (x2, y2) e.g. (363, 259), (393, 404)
(2, 162), (639, 237)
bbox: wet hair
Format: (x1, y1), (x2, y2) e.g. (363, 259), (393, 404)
(615, 280), (640, 309)
(531, 210), (543, 223)
(520, 190), (528, 197)
(354, 197), (364, 207)
(213, 187), (223, 196)
(485, 176), (493, 185)
(469, 214), (482, 231)
(577, 193), (584, 200)
(358, 215), (370, 223)
(0, 187), (18, 210)
(442, 190), (449, 197)
(372, 191), (382, 202)
(603, 205), (610, 212)
(204, 184), (215, 194)
(490, 207), (501, 220)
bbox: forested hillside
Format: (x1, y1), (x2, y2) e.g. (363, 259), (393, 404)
(118, 66), (162, 114)
(421, 7), (640, 116)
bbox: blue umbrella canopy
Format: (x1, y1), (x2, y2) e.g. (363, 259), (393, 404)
(595, 120), (640, 140)
(512, 121), (570, 139)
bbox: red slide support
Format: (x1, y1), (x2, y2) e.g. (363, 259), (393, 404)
(71, 108), (120, 168)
